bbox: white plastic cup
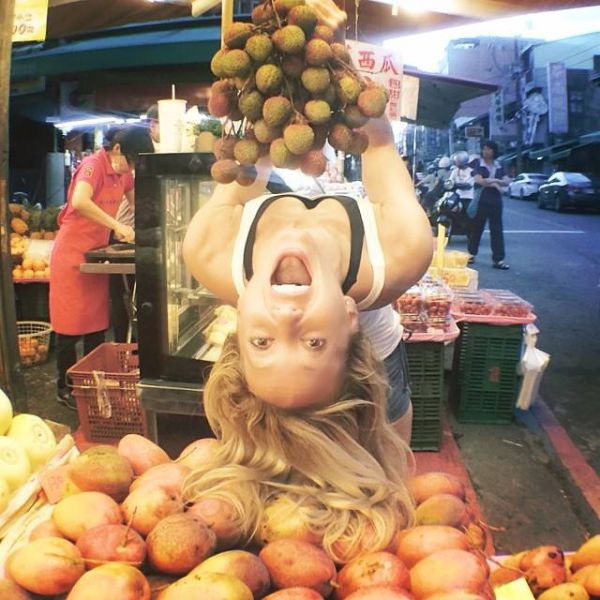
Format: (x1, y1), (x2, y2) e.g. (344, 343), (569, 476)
(158, 99), (187, 153)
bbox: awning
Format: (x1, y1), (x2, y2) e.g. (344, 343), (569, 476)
(528, 139), (580, 159)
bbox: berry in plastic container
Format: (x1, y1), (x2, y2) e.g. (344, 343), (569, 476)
(481, 289), (533, 318)
(453, 290), (494, 316)
(423, 283), (453, 321)
(395, 285), (424, 316)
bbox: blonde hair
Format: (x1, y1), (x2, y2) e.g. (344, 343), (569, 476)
(183, 332), (415, 562)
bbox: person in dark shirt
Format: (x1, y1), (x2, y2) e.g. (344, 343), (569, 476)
(468, 139), (511, 269)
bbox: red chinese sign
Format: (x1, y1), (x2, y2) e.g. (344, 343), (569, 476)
(346, 41), (404, 121)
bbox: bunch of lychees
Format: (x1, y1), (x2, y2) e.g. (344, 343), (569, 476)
(208, 0), (389, 185)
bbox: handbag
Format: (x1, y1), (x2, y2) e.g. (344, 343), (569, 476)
(466, 185), (482, 218)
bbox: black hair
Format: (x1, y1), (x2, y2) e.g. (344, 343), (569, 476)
(104, 125), (154, 161)
(146, 104), (159, 121)
(481, 139), (500, 159)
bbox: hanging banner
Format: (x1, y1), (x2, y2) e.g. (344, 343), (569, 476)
(346, 40), (405, 121)
(13, 0), (48, 42)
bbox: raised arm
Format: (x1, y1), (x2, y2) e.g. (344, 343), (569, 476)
(360, 117), (433, 305)
(182, 156), (272, 304)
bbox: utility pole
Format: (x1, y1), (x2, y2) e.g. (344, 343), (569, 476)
(514, 37), (524, 175)
(0, 0), (27, 410)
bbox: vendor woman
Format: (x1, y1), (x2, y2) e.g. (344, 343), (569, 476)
(49, 125), (153, 409)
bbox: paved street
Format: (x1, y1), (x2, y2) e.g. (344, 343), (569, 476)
(448, 194), (600, 474)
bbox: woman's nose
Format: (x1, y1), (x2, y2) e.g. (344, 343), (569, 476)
(271, 304), (302, 322)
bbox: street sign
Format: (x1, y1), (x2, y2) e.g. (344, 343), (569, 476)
(465, 126), (484, 138)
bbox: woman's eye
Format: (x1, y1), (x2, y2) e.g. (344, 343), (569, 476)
(250, 337), (272, 349)
(305, 338), (325, 350)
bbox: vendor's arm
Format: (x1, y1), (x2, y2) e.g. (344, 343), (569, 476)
(182, 157), (272, 304)
(360, 117), (433, 306)
(71, 181), (134, 242)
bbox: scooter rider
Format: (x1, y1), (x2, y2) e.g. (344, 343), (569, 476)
(448, 150), (474, 207)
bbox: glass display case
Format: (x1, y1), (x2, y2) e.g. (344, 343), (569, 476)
(135, 152), (226, 385)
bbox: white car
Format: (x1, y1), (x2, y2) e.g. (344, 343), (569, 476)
(508, 173), (548, 200)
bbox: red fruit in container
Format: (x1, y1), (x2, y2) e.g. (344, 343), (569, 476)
(264, 589), (324, 599)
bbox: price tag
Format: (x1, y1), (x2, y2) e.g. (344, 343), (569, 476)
(39, 465), (71, 504)
(494, 577), (536, 600)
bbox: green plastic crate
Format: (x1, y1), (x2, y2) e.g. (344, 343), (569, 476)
(406, 342), (444, 451)
(451, 322), (523, 424)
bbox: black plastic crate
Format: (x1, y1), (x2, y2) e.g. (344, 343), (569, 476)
(450, 322), (523, 424)
(406, 342), (444, 451)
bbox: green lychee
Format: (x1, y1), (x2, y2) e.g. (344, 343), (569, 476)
(213, 136), (238, 160)
(304, 99), (331, 125)
(283, 123), (315, 155)
(300, 149), (327, 177)
(221, 48), (252, 78)
(211, 159), (239, 184)
(210, 48), (229, 78)
(331, 42), (351, 65)
(287, 5), (318, 35)
(262, 96), (293, 128)
(335, 74), (361, 104)
(256, 64), (284, 95)
(328, 122), (353, 152)
(238, 89), (264, 121)
(348, 130), (369, 154)
(344, 104), (369, 128)
(224, 22), (254, 49)
(236, 164), (258, 186)
(234, 138), (261, 165)
(254, 119), (282, 144)
(300, 67), (330, 95)
(245, 34), (273, 63)
(270, 138), (301, 168)
(272, 25), (306, 55)
(305, 39), (333, 67)
(357, 84), (388, 118)
(312, 25), (335, 44)
(282, 55), (305, 79)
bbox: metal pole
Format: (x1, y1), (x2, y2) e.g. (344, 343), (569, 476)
(0, 0), (28, 411)
(514, 38), (524, 175)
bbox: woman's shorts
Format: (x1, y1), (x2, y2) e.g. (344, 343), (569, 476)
(383, 341), (412, 422)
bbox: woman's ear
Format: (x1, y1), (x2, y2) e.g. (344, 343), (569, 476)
(344, 296), (359, 333)
(111, 143), (122, 155)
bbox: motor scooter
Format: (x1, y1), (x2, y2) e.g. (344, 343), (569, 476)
(431, 179), (472, 240)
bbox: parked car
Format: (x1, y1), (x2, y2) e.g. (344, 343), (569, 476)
(537, 172), (600, 211)
(508, 172), (548, 199)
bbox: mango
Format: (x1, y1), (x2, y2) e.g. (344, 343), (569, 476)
(0, 578), (34, 600)
(121, 486), (183, 537)
(176, 438), (219, 470)
(157, 571), (253, 600)
(525, 562), (568, 596)
(538, 582), (589, 600)
(264, 588), (325, 599)
(426, 593), (489, 600)
(66, 562), (150, 599)
(571, 535), (600, 571)
(130, 462), (190, 496)
(344, 588), (414, 600)
(186, 497), (242, 549)
(520, 545), (565, 570)
(190, 549), (270, 597)
(76, 523), (146, 569)
(415, 494), (469, 528)
(29, 519), (65, 541)
(117, 434), (171, 476)
(260, 539), (337, 597)
(395, 525), (470, 569)
(408, 471), (466, 504)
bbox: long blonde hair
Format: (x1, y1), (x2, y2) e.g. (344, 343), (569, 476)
(182, 332), (415, 562)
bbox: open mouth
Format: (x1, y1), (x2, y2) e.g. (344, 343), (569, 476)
(271, 254), (312, 293)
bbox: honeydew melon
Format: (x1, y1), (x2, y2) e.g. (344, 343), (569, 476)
(0, 436), (31, 490)
(7, 414), (57, 471)
(0, 389), (13, 435)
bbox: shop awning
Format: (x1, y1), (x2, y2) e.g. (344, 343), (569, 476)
(528, 139), (580, 160)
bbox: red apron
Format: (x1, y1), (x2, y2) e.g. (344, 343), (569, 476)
(49, 149), (132, 335)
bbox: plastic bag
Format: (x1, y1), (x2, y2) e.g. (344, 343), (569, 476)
(516, 324), (550, 410)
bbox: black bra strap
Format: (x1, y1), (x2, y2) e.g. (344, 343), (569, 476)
(243, 193), (364, 294)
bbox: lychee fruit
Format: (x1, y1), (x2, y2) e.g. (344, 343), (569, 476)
(348, 129), (369, 154)
(331, 42), (351, 65)
(304, 99), (331, 125)
(213, 136), (238, 160)
(208, 81), (237, 118)
(312, 25), (335, 44)
(335, 73), (361, 104)
(282, 55), (305, 79)
(273, 0), (304, 17)
(270, 138), (301, 168)
(224, 22), (254, 49)
(245, 34), (273, 63)
(300, 150), (327, 177)
(254, 119), (282, 144)
(221, 48), (252, 78)
(211, 159), (239, 184)
(262, 96), (293, 128)
(301, 67), (330, 94)
(239, 89), (265, 121)
(251, 2), (274, 24)
(272, 25), (306, 55)
(210, 48), (229, 78)
(256, 64), (284, 95)
(343, 104), (369, 128)
(283, 123), (315, 155)
(357, 84), (388, 118)
(234, 139), (261, 165)
(236, 164), (258, 186)
(287, 5), (318, 35)
(328, 122), (353, 152)
(305, 38), (333, 66)
(312, 124), (328, 149)
(313, 84), (337, 107)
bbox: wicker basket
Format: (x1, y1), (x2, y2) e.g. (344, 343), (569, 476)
(67, 343), (146, 443)
(17, 321), (52, 367)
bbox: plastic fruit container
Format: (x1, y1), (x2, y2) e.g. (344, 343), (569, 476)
(482, 289), (533, 318)
(396, 285), (424, 317)
(423, 283), (453, 321)
(454, 290), (495, 316)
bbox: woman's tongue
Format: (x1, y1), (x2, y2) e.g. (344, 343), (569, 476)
(273, 257), (311, 285)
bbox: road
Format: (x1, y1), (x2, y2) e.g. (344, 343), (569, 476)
(447, 194), (600, 473)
